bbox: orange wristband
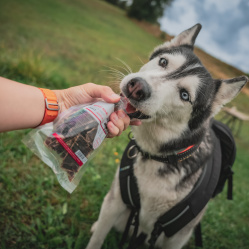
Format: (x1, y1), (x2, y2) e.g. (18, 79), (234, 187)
(39, 88), (59, 126)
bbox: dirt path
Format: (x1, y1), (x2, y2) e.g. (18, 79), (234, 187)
(242, 87), (249, 97)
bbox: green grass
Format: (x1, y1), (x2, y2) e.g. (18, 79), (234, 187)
(0, 0), (159, 87)
(0, 0), (249, 248)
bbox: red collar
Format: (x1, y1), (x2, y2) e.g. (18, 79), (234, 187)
(132, 142), (199, 164)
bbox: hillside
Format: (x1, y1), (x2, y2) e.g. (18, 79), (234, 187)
(0, 0), (160, 89)
(1, 0), (247, 90)
(0, 1), (249, 249)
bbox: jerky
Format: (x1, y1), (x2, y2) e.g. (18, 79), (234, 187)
(45, 111), (99, 181)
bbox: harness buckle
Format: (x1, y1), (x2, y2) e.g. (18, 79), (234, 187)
(127, 145), (138, 159)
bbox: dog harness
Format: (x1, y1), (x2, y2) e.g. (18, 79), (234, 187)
(119, 120), (235, 249)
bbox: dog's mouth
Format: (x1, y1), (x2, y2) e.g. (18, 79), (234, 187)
(119, 93), (151, 120)
(126, 102), (136, 113)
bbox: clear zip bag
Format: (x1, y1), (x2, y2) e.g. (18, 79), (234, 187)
(23, 98), (128, 193)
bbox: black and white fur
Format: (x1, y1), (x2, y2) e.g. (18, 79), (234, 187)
(86, 24), (248, 249)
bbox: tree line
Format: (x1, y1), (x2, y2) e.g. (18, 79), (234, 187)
(104, 0), (173, 24)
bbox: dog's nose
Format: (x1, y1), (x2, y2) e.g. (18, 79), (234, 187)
(126, 77), (151, 101)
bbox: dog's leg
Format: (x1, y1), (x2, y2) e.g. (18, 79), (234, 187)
(86, 171), (127, 249)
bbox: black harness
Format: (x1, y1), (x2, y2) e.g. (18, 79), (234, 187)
(119, 120), (235, 249)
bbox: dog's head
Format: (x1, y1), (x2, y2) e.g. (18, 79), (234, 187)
(121, 24), (248, 136)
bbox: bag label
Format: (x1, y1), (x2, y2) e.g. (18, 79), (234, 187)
(85, 101), (114, 124)
(75, 150), (88, 164)
(83, 101), (113, 149)
(93, 125), (106, 149)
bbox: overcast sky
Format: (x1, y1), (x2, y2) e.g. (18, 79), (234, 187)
(159, 0), (249, 73)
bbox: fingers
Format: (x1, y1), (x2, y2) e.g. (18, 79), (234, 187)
(107, 110), (130, 138)
(84, 83), (120, 103)
(130, 120), (142, 126)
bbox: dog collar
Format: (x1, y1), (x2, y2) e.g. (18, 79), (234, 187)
(127, 134), (199, 164)
(136, 142), (199, 164)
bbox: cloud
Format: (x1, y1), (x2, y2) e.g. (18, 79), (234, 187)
(238, 26), (249, 54)
(160, 0), (199, 36)
(203, 0), (241, 14)
(159, 0), (249, 73)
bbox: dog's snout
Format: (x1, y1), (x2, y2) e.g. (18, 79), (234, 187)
(126, 77), (151, 101)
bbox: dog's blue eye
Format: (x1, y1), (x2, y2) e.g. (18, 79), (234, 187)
(159, 58), (168, 68)
(180, 90), (190, 101)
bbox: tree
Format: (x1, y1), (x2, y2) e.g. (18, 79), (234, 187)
(104, 0), (120, 5)
(104, 0), (127, 9)
(127, 0), (173, 23)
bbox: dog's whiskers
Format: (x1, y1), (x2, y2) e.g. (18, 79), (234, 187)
(108, 81), (121, 92)
(115, 65), (131, 75)
(115, 58), (133, 74)
(107, 73), (124, 80)
(102, 68), (125, 87)
(102, 67), (126, 77)
(101, 66), (125, 92)
(137, 56), (145, 65)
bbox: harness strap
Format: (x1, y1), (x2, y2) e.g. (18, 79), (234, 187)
(148, 222), (164, 249)
(119, 209), (137, 249)
(194, 223), (203, 247)
(119, 129), (222, 249)
(127, 210), (140, 249)
(153, 130), (221, 239)
(227, 173), (233, 200)
(120, 139), (140, 209)
(128, 233), (147, 249)
(119, 140), (141, 249)
(211, 120), (236, 200)
(119, 209), (146, 249)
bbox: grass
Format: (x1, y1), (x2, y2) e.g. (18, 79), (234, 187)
(0, 0), (249, 248)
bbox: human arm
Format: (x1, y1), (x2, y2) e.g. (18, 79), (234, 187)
(0, 77), (140, 134)
(0, 77), (45, 132)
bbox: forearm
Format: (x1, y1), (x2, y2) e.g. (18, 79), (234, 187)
(0, 78), (139, 135)
(0, 77), (45, 132)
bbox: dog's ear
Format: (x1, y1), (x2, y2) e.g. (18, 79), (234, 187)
(212, 76), (248, 115)
(150, 24), (202, 60)
(170, 23), (202, 47)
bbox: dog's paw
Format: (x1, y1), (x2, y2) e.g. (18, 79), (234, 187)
(90, 221), (98, 233)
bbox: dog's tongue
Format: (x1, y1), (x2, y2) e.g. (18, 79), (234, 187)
(117, 94), (136, 113)
(117, 94), (150, 119)
(126, 102), (137, 113)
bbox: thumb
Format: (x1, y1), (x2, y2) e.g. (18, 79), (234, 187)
(85, 83), (120, 103)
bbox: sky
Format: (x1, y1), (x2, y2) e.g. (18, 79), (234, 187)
(159, 0), (249, 73)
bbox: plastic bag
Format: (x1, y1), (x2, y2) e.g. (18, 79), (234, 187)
(23, 98), (128, 193)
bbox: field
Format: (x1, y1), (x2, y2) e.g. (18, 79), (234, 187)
(0, 0), (249, 248)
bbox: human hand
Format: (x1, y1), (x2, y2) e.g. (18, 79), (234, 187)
(53, 83), (141, 138)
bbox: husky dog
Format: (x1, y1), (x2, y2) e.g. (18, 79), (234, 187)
(86, 24), (248, 249)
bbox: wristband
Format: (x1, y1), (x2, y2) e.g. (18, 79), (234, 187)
(39, 88), (59, 126)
